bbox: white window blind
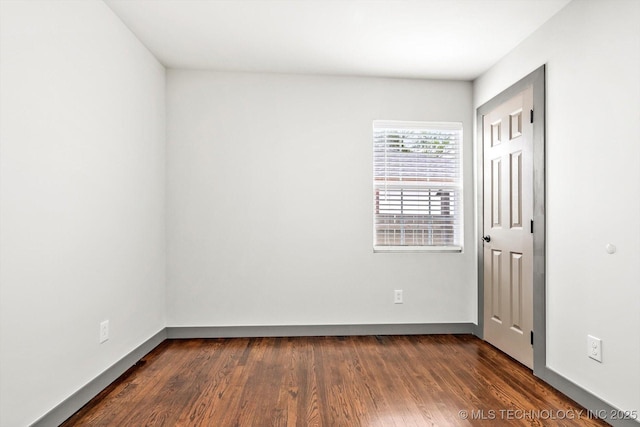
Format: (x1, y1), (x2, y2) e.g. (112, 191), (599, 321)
(373, 121), (463, 252)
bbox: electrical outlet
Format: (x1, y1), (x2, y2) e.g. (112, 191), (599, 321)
(394, 290), (403, 304)
(587, 335), (601, 362)
(100, 320), (109, 344)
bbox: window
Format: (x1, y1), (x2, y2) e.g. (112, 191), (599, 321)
(373, 120), (462, 252)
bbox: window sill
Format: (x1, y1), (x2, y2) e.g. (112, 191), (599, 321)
(373, 246), (462, 253)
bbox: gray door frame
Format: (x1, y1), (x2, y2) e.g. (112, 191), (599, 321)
(475, 65), (546, 373)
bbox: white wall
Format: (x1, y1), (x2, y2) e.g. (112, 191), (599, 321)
(8, 0), (635, 423)
(166, 71), (475, 327)
(0, 1), (166, 426)
(474, 0), (640, 415)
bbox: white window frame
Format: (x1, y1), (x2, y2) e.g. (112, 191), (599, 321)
(373, 120), (463, 253)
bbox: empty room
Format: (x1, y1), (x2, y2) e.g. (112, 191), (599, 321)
(1, 0), (639, 426)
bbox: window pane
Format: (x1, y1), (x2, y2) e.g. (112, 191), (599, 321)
(373, 121), (462, 250)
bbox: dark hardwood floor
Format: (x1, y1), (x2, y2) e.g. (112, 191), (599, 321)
(62, 335), (609, 426)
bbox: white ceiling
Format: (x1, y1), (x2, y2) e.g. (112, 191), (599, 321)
(105, 0), (571, 80)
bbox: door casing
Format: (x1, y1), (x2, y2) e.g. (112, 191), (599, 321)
(475, 66), (546, 373)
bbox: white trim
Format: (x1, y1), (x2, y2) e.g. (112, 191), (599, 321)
(373, 245), (462, 253)
(373, 120), (463, 131)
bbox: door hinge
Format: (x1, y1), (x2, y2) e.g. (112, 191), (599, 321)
(530, 219), (534, 234)
(530, 109), (534, 123)
(530, 331), (534, 345)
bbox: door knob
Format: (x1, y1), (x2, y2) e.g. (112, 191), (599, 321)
(482, 235), (491, 243)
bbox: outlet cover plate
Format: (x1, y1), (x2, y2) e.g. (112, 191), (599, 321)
(100, 320), (109, 344)
(394, 290), (403, 304)
(587, 335), (602, 362)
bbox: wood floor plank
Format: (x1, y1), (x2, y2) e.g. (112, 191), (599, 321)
(61, 335), (610, 427)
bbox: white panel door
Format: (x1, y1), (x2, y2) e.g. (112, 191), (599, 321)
(483, 88), (534, 368)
